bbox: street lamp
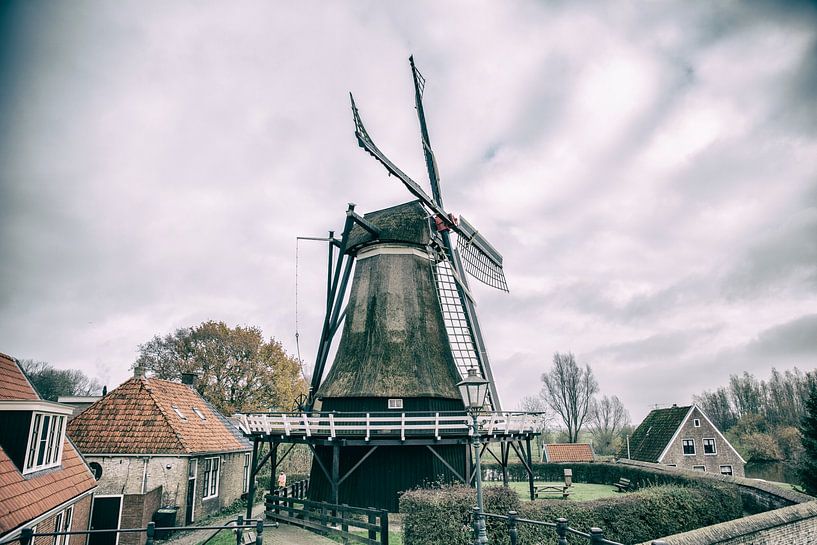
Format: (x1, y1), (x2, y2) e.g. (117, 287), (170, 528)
(457, 368), (489, 545)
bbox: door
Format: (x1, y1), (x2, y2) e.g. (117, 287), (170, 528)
(185, 459), (197, 524)
(89, 496), (122, 545)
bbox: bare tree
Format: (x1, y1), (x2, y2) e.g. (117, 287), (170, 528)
(520, 395), (551, 461)
(587, 395), (630, 455)
(19, 360), (101, 401)
(540, 352), (598, 443)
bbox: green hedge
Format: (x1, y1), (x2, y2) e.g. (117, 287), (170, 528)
(481, 462), (705, 489)
(400, 485), (519, 545)
(400, 482), (742, 545)
(516, 484), (741, 544)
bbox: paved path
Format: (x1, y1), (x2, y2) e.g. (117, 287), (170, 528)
(162, 503), (336, 545)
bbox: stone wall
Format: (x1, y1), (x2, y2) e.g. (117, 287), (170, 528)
(87, 455), (189, 509)
(660, 407), (745, 477)
(191, 451), (249, 521)
(638, 501), (817, 545)
(618, 458), (812, 513)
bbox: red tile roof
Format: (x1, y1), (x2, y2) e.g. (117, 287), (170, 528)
(0, 353), (96, 536)
(67, 378), (249, 455)
(543, 443), (595, 463)
(0, 353), (38, 400)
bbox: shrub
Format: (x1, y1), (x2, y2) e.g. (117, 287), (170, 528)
(400, 482), (741, 545)
(400, 485), (519, 545)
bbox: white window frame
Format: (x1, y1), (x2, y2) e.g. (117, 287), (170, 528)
(693, 418), (700, 427)
(54, 505), (73, 545)
(242, 453), (250, 493)
(171, 405), (187, 420)
(192, 407), (206, 420)
(693, 465), (706, 472)
(703, 437), (717, 455)
(720, 465), (733, 476)
(188, 459), (198, 523)
(682, 438), (695, 456)
(387, 398), (403, 410)
(202, 457), (220, 500)
(24, 412), (66, 474)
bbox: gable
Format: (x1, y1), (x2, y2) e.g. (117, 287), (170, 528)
(625, 405), (692, 462)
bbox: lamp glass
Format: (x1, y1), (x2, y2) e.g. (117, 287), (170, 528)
(457, 368), (489, 410)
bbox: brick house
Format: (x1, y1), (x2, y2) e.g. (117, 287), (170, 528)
(543, 443), (595, 463)
(623, 404), (745, 477)
(66, 371), (251, 544)
(0, 352), (97, 545)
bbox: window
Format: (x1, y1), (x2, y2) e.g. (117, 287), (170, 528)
(703, 438), (717, 455)
(682, 439), (695, 455)
(693, 465), (706, 472)
(202, 457), (220, 499)
(171, 405), (187, 420)
(387, 398), (403, 410)
(53, 505), (73, 545)
(243, 453), (250, 493)
(720, 465), (733, 476)
(24, 413), (65, 473)
(192, 407), (206, 420)
(693, 418), (700, 427)
(89, 462), (103, 480)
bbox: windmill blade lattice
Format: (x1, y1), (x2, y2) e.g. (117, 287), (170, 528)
(431, 248), (497, 410)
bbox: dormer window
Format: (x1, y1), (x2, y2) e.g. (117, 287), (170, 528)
(24, 412), (66, 474)
(172, 405), (187, 420)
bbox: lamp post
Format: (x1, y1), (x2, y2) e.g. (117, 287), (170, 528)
(457, 368), (489, 545)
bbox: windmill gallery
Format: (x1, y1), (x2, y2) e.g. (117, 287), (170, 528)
(237, 58), (539, 512)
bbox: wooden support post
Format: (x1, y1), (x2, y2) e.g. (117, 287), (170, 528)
(331, 444), (340, 506)
(367, 509), (377, 543)
(380, 510), (389, 545)
(525, 438), (535, 501)
(246, 438), (259, 519)
(500, 442), (509, 487)
(341, 504), (349, 545)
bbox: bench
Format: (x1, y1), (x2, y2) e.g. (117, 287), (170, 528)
(534, 484), (570, 499)
(613, 477), (631, 492)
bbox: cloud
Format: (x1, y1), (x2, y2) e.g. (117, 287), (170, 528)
(1, 1), (816, 424)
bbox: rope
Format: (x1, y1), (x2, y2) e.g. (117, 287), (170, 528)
(295, 237), (307, 381)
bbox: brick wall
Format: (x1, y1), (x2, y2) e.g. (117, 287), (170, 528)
(117, 486), (163, 545)
(637, 500), (817, 545)
(31, 493), (93, 545)
(660, 407), (745, 477)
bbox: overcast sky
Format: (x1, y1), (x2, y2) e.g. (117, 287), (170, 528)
(1, 1), (816, 422)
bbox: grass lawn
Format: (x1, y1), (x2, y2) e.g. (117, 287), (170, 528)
(485, 481), (619, 501)
(202, 529), (238, 545)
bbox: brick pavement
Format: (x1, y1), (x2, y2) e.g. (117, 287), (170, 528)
(162, 502), (337, 545)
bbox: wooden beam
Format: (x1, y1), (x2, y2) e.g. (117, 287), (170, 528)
(426, 445), (466, 483)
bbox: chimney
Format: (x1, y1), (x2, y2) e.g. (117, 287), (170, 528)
(181, 372), (198, 386)
(133, 365), (145, 378)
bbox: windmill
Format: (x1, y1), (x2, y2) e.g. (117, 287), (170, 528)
(307, 56), (508, 414)
(299, 57), (511, 510)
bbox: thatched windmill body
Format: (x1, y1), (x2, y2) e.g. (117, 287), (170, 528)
(305, 57), (510, 511)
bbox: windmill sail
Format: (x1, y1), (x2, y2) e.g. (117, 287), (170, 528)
(351, 94), (509, 292)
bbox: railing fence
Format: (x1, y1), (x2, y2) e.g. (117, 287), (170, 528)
(266, 493), (388, 545)
(481, 509), (623, 545)
(16, 517), (275, 545)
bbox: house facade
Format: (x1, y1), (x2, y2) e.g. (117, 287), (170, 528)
(0, 352), (98, 545)
(66, 371), (251, 545)
(624, 404), (745, 477)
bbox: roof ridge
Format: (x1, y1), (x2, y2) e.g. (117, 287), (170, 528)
(140, 379), (190, 452)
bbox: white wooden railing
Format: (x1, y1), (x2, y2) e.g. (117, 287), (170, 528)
(235, 411), (540, 440)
